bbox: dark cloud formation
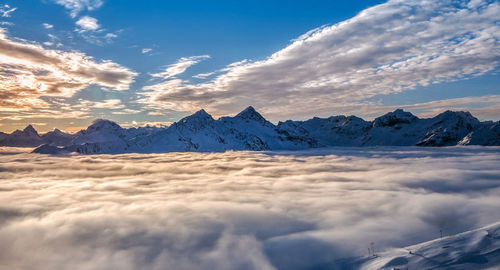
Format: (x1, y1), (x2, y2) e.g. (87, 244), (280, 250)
(0, 147), (499, 269)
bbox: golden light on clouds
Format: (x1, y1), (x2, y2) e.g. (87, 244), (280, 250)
(0, 28), (137, 111)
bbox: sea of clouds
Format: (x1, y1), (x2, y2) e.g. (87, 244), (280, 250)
(0, 146), (499, 270)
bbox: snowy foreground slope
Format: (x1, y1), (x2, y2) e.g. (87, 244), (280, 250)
(0, 107), (498, 154)
(355, 222), (500, 270)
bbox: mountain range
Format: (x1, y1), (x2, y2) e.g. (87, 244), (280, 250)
(0, 107), (498, 154)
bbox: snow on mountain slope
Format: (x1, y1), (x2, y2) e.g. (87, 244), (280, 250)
(459, 121), (500, 146)
(357, 222), (500, 270)
(138, 106), (316, 153)
(138, 109), (225, 152)
(219, 106), (317, 150)
(28, 108), (500, 154)
(34, 119), (137, 154)
(415, 111), (480, 146)
(40, 128), (75, 146)
(277, 115), (370, 146)
(364, 109), (424, 146)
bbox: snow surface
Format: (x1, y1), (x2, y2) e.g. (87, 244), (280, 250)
(357, 222), (500, 269)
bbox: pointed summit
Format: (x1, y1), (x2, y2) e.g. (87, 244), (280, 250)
(236, 106), (266, 122)
(23, 125), (39, 135)
(192, 109), (211, 118)
(52, 128), (64, 134)
(181, 109), (214, 122)
(174, 109), (215, 132)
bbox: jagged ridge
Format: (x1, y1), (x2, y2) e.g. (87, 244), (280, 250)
(0, 107), (498, 154)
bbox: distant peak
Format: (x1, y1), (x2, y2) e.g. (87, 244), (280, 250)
(23, 125), (38, 135)
(437, 110), (473, 118)
(373, 109), (417, 127)
(386, 108), (416, 118)
(88, 119), (121, 130)
(236, 106), (266, 122)
(242, 106), (256, 113)
(434, 110), (479, 123)
(178, 109), (214, 124)
(193, 109), (210, 117)
(184, 109), (213, 121)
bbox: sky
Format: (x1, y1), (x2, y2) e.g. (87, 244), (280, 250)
(0, 0), (499, 132)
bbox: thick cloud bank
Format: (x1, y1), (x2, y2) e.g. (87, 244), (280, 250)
(0, 147), (499, 269)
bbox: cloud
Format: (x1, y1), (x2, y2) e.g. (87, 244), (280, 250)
(76, 30), (120, 46)
(75, 16), (99, 31)
(0, 4), (16, 17)
(142, 48), (152, 54)
(350, 95), (500, 121)
(150, 55), (211, 80)
(53, 0), (103, 18)
(0, 28), (137, 111)
(42, 23), (54, 29)
(192, 71), (216, 79)
(141, 0), (500, 120)
(0, 147), (499, 269)
(79, 99), (125, 109)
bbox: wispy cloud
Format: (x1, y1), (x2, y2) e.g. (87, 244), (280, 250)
(0, 148), (499, 269)
(150, 55), (210, 80)
(42, 23), (54, 29)
(141, 48), (152, 54)
(80, 98), (125, 109)
(0, 28), (137, 111)
(53, 0), (103, 18)
(141, 0), (500, 119)
(75, 16), (99, 31)
(0, 4), (16, 17)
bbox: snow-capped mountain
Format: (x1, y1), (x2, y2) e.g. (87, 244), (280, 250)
(459, 121), (500, 146)
(18, 107), (500, 154)
(133, 106), (316, 153)
(34, 119), (138, 154)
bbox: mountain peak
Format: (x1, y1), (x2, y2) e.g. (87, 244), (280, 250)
(236, 106), (266, 122)
(182, 109), (214, 121)
(88, 119), (121, 131)
(176, 109), (214, 130)
(436, 110), (477, 120)
(193, 109), (211, 118)
(23, 125), (38, 135)
(373, 109), (418, 127)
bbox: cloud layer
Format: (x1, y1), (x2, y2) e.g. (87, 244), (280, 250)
(0, 28), (137, 111)
(0, 147), (499, 269)
(141, 0), (500, 119)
